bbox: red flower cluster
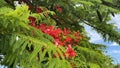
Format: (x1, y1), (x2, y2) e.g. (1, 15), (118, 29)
(54, 5), (63, 13)
(29, 16), (83, 58)
(28, 16), (36, 26)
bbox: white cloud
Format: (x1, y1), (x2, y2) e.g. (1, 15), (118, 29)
(112, 50), (120, 54)
(84, 25), (102, 43)
(111, 15), (120, 22)
(111, 15), (120, 28)
(110, 42), (119, 46)
(108, 50), (120, 54)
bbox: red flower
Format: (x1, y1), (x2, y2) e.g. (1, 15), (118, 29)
(37, 24), (47, 32)
(57, 7), (62, 13)
(28, 16), (36, 26)
(28, 16), (36, 22)
(64, 37), (72, 43)
(51, 28), (62, 38)
(66, 44), (76, 58)
(63, 28), (71, 35)
(36, 7), (43, 13)
(74, 32), (80, 36)
(44, 26), (54, 34)
(30, 21), (35, 26)
(74, 38), (79, 43)
(55, 5), (63, 13)
(29, 23), (82, 58)
(54, 39), (64, 46)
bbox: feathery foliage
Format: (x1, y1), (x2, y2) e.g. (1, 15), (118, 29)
(0, 0), (120, 68)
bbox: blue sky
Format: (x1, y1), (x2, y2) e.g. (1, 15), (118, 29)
(85, 15), (120, 64)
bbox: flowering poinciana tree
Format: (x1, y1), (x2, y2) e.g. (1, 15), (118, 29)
(0, 0), (120, 68)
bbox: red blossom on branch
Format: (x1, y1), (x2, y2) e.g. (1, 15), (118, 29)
(66, 44), (76, 58)
(36, 7), (43, 13)
(28, 16), (36, 22)
(54, 5), (63, 13)
(29, 16), (83, 58)
(64, 37), (72, 43)
(28, 16), (36, 26)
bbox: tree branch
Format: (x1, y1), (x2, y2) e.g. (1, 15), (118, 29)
(101, 0), (120, 10)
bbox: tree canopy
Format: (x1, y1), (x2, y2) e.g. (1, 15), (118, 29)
(0, 0), (120, 68)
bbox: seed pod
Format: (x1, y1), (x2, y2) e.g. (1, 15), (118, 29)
(96, 10), (103, 22)
(111, 12), (115, 17)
